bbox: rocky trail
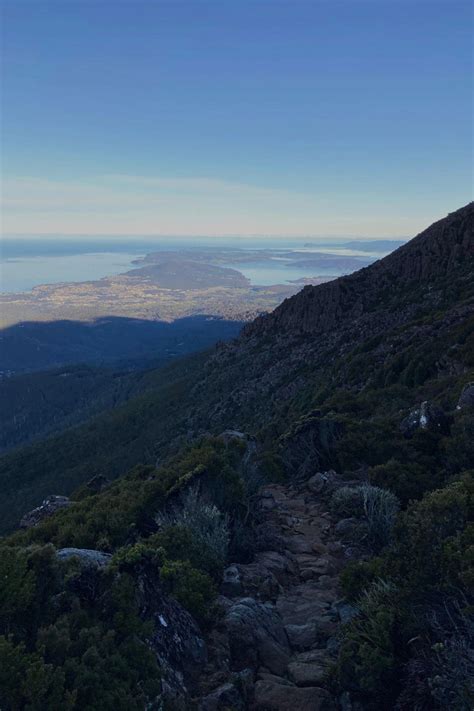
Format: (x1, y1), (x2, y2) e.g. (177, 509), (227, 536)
(196, 475), (357, 710)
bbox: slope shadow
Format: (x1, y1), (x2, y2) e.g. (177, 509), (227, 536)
(0, 314), (244, 373)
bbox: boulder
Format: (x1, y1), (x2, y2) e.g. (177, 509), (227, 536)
(457, 383), (474, 410)
(56, 548), (111, 567)
(331, 600), (358, 625)
(19, 495), (71, 529)
(285, 615), (336, 650)
(287, 662), (325, 687)
(307, 470), (339, 496)
(284, 623), (319, 649)
(221, 565), (243, 597)
(253, 680), (336, 710)
(135, 567), (207, 705)
(400, 401), (448, 438)
(199, 681), (245, 710)
(219, 429), (248, 444)
(224, 597), (291, 676)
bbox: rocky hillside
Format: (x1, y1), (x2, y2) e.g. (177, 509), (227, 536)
(0, 204), (473, 710)
(245, 203), (473, 337)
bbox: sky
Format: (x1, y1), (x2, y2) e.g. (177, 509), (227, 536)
(1, 0), (472, 238)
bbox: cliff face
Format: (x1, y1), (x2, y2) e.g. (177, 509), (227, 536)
(244, 203), (473, 337)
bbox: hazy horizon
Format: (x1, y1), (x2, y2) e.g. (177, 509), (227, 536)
(2, 1), (472, 237)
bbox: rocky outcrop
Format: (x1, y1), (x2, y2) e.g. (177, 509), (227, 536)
(400, 401), (449, 438)
(457, 382), (474, 410)
(56, 547), (111, 567)
(244, 203), (473, 338)
(136, 565), (208, 709)
(19, 495), (72, 528)
(225, 597), (291, 676)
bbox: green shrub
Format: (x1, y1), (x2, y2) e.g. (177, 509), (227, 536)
(160, 560), (215, 625)
(336, 580), (402, 708)
(156, 485), (230, 570)
(331, 484), (400, 551)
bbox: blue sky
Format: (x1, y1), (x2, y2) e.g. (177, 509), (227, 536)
(2, 0), (472, 237)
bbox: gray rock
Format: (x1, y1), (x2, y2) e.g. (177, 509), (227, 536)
(307, 470), (339, 495)
(257, 672), (294, 686)
(253, 680), (336, 710)
(457, 383), (474, 410)
(224, 597), (291, 675)
(332, 600), (358, 624)
(138, 571), (207, 704)
(199, 681), (245, 710)
(56, 548), (111, 567)
(287, 660), (327, 686)
(285, 623), (319, 649)
(20, 495), (71, 529)
(221, 565), (243, 596)
(285, 615), (336, 649)
(400, 400), (448, 438)
(220, 429), (247, 443)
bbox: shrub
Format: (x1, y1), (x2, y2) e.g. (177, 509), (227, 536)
(160, 560), (215, 625)
(362, 484), (400, 551)
(331, 484), (400, 551)
(156, 485), (230, 568)
(336, 580), (402, 708)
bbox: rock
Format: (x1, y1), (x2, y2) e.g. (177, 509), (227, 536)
(220, 429), (248, 444)
(199, 681), (245, 710)
(222, 565), (243, 596)
(19, 495), (71, 529)
(138, 569), (207, 704)
(326, 636), (340, 655)
(332, 600), (358, 625)
(307, 470), (339, 496)
(334, 518), (367, 542)
(234, 667), (255, 702)
(257, 672), (294, 686)
(284, 623), (319, 649)
(224, 598), (291, 675)
(233, 562), (281, 601)
(400, 401), (448, 438)
(253, 680), (335, 710)
(56, 548), (111, 567)
(457, 383), (474, 410)
(287, 660), (327, 686)
(285, 615), (336, 650)
(255, 550), (299, 587)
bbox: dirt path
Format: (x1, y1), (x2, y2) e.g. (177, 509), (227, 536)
(197, 478), (353, 710)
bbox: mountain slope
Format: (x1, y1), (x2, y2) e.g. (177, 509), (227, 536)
(0, 204), (472, 535)
(245, 203), (473, 336)
(0, 204), (473, 711)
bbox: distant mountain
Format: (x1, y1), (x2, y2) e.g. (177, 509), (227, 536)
(303, 238), (407, 251)
(341, 239), (407, 251)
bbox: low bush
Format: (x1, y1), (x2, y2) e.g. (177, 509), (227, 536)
(156, 485), (230, 570)
(331, 484), (400, 551)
